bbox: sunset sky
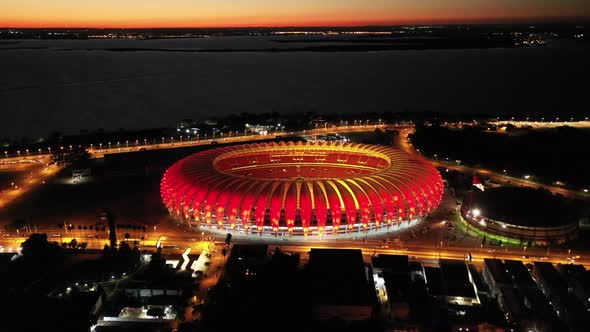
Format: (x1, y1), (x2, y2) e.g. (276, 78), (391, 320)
(2, 0), (589, 28)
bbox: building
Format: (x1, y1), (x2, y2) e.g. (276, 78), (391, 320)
(226, 244), (269, 279)
(308, 249), (373, 321)
(497, 287), (562, 331)
(462, 187), (580, 245)
(482, 259), (511, 296)
(372, 255), (411, 320)
(439, 259), (480, 306)
(425, 266), (445, 298)
(532, 262), (568, 314)
(570, 270), (590, 310)
(161, 141), (443, 237)
(468, 264), (491, 300)
(504, 260), (536, 289)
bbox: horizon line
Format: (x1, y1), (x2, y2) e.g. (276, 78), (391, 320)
(2, 17), (588, 30)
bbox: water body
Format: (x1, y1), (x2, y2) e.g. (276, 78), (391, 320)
(0, 37), (588, 139)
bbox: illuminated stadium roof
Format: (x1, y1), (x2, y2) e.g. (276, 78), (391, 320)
(161, 141), (443, 236)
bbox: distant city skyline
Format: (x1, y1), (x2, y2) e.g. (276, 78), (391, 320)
(2, 0), (589, 28)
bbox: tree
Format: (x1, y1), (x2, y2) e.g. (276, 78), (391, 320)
(20, 233), (64, 271)
(98, 209), (117, 250)
(51, 145), (90, 166)
(6, 219), (26, 232)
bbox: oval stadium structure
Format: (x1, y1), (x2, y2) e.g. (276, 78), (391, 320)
(161, 141), (443, 237)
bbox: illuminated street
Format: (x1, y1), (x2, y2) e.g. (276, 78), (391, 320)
(0, 157), (61, 208)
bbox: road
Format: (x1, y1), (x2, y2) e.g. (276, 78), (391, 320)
(490, 120), (590, 129)
(1, 122), (588, 271)
(0, 157), (61, 209)
(398, 127), (590, 201)
(2, 200), (585, 270)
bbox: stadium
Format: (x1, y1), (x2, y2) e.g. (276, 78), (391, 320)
(462, 187), (580, 245)
(161, 141), (443, 237)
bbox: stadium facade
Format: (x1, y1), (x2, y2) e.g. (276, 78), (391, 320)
(161, 141), (443, 237)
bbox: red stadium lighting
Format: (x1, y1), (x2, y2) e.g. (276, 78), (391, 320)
(161, 141), (443, 237)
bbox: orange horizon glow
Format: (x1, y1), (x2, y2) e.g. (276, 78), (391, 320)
(1, 1), (589, 29)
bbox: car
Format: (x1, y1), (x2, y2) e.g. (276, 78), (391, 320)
(210, 140), (218, 145)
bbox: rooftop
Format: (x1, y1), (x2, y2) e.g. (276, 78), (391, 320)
(308, 249), (370, 306)
(484, 258), (511, 285)
(439, 259), (477, 299)
(504, 260), (536, 289)
(372, 254), (409, 274)
(471, 187), (580, 227)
